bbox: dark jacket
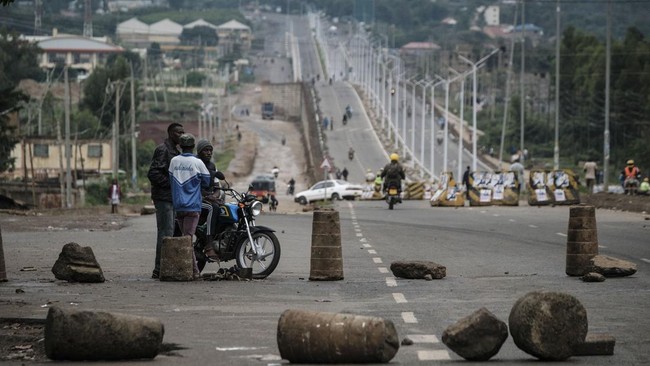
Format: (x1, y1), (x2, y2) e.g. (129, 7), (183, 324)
(200, 159), (218, 198)
(147, 138), (180, 202)
(381, 162), (405, 186)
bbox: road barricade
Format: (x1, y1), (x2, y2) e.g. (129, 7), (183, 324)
(405, 181), (425, 200)
(467, 171), (520, 206)
(430, 172), (465, 207)
(528, 170), (580, 206)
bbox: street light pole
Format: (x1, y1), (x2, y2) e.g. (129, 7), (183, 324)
(458, 47), (502, 171)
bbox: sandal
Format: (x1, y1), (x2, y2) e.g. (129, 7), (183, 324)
(204, 249), (219, 262)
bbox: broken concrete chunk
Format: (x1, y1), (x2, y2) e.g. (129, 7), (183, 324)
(509, 291), (587, 361)
(442, 307), (508, 361)
(390, 260), (446, 279)
(589, 255), (637, 277)
(51, 242), (104, 283)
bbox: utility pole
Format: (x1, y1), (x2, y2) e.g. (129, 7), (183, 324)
(553, 0), (561, 170)
(83, 0), (93, 38)
(520, 0), (526, 168)
(64, 67), (72, 208)
(130, 62), (137, 191)
(34, 0), (42, 35)
(603, 0), (611, 189)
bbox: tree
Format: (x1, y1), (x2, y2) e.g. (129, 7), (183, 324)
(180, 26), (218, 47)
(0, 30), (43, 172)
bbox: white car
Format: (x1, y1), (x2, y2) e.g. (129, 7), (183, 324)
(294, 179), (363, 204)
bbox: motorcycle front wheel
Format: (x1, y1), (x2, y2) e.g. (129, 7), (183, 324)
(236, 231), (281, 279)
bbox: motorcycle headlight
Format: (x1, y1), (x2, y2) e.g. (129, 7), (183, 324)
(251, 200), (263, 216)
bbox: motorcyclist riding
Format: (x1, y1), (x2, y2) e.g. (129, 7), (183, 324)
(365, 169), (376, 183)
(348, 147), (355, 160)
(381, 153), (406, 201)
(345, 105), (352, 119)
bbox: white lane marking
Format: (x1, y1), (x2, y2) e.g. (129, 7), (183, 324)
(493, 213), (500, 217)
(378, 267), (389, 273)
(386, 277), (397, 287)
(641, 258), (650, 264)
(529, 224), (538, 228)
(557, 233), (567, 237)
(480, 210), (487, 214)
(368, 249), (377, 254)
(418, 350), (451, 361)
(356, 233), (363, 237)
(402, 312), (417, 323)
(351, 216), (356, 220)
(373, 257), (383, 264)
(599, 245), (607, 249)
(359, 238), (368, 242)
(509, 219), (516, 222)
(407, 334), (439, 343)
(354, 228), (361, 232)
(392, 293), (407, 303)
(216, 346), (268, 351)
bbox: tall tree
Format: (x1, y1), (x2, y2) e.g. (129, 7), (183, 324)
(0, 30), (43, 172)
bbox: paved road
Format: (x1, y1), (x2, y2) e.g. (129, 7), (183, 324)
(1, 202), (648, 365)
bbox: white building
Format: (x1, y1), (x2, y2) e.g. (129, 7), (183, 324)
(484, 6), (500, 26)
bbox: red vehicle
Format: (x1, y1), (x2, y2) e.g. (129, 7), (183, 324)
(250, 175), (276, 203)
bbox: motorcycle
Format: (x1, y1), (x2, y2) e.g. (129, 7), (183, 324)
(345, 106), (352, 119)
(348, 149), (355, 161)
(194, 172), (281, 279)
(385, 183), (401, 210)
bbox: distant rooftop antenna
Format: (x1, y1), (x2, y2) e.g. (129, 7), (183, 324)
(83, 0), (93, 38)
(34, 0), (42, 35)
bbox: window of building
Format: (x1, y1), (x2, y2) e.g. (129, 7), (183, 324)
(33, 144), (49, 157)
(87, 144), (102, 158)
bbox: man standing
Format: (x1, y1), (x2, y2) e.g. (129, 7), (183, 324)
(583, 160), (598, 194)
(169, 134), (211, 277)
(147, 122), (184, 279)
(462, 166), (471, 200)
(107, 178), (122, 214)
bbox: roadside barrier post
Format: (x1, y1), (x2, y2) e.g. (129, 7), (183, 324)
(309, 209), (343, 280)
(566, 205), (599, 276)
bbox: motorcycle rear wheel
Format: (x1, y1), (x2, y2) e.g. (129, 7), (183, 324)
(236, 231), (281, 279)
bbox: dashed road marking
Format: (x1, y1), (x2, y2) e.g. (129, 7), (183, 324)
(493, 214), (501, 217)
(407, 334), (439, 343)
(373, 257), (383, 264)
(509, 219), (516, 222)
(354, 228), (361, 232)
(362, 243), (371, 248)
(386, 277), (397, 287)
(599, 245), (607, 249)
(556, 233), (567, 237)
(360, 238), (368, 242)
(641, 258), (650, 264)
(378, 267), (389, 273)
(480, 210), (487, 214)
(529, 224), (538, 228)
(368, 249), (377, 254)
(356, 233), (363, 237)
(402, 312), (417, 323)
(418, 350), (451, 361)
(392, 293), (407, 303)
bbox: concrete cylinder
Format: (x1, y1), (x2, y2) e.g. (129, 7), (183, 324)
(309, 209), (343, 281)
(45, 306), (164, 361)
(277, 309), (399, 363)
(160, 236), (194, 281)
(566, 205), (599, 276)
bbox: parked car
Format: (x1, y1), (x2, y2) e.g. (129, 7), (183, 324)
(294, 179), (363, 205)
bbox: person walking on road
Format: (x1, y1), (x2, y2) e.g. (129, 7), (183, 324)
(462, 166), (471, 200)
(341, 167), (349, 181)
(330, 116), (334, 130)
(147, 122), (184, 280)
(169, 134), (211, 278)
(107, 178), (122, 214)
(583, 160), (598, 194)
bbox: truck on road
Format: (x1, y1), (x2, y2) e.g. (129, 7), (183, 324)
(262, 102), (274, 120)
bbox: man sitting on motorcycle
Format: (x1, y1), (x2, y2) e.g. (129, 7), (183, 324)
(381, 153), (406, 201)
(196, 139), (223, 260)
(623, 159), (641, 195)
